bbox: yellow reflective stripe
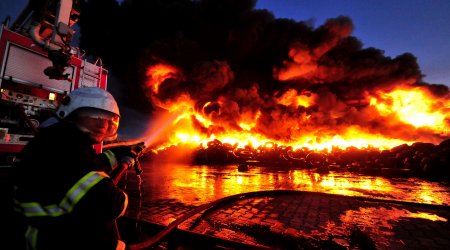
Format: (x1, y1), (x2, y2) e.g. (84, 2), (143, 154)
(25, 225), (38, 250)
(103, 150), (118, 169)
(21, 202), (64, 217)
(19, 171), (106, 217)
(60, 172), (105, 213)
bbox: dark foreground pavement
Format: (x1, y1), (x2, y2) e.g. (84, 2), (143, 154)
(127, 190), (450, 250)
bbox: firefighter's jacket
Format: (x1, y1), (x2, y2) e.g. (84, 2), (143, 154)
(13, 120), (128, 250)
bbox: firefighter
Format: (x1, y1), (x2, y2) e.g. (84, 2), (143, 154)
(12, 87), (137, 250)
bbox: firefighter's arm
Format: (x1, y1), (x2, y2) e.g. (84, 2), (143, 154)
(101, 145), (137, 170)
(109, 158), (134, 185)
(103, 143), (145, 184)
(75, 175), (128, 220)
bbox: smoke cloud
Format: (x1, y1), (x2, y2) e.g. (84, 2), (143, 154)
(77, 0), (449, 144)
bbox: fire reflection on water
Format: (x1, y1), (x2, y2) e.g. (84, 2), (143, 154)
(132, 160), (450, 249)
(139, 160), (450, 206)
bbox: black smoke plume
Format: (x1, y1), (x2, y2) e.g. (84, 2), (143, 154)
(77, 0), (449, 143)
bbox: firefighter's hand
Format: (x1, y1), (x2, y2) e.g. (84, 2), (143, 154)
(109, 145), (139, 161)
(120, 156), (136, 169)
(109, 143), (145, 172)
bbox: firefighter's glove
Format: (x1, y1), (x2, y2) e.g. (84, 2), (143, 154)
(120, 156), (136, 169)
(109, 145), (140, 160)
(108, 144), (144, 170)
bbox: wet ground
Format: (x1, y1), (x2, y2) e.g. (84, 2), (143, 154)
(127, 160), (450, 206)
(120, 159), (450, 249)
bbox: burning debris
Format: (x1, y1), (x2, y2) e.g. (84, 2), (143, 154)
(78, 0), (450, 165)
(148, 138), (450, 182)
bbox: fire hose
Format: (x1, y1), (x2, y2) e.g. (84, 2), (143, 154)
(103, 141), (146, 185)
(127, 189), (450, 249)
(103, 141), (269, 249)
(127, 191), (278, 250)
(103, 141), (450, 249)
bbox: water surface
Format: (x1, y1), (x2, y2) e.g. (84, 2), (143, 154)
(135, 160), (450, 206)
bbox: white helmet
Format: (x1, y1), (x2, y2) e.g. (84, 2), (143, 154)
(57, 87), (120, 141)
(57, 87), (120, 119)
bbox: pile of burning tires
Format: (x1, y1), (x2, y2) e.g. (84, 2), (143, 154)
(192, 139), (450, 181)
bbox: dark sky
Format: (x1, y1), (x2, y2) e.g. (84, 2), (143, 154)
(1, 0), (449, 142)
(255, 0), (450, 87)
(1, 0), (449, 87)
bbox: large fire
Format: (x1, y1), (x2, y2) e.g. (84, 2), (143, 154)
(78, 2), (450, 155)
(143, 64), (449, 152)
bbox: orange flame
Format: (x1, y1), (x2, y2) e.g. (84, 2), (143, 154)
(370, 86), (449, 132)
(276, 89), (316, 108)
(143, 64), (449, 152)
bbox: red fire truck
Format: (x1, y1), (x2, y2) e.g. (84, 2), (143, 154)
(0, 0), (108, 167)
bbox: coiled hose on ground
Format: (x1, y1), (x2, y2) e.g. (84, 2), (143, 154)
(127, 189), (450, 249)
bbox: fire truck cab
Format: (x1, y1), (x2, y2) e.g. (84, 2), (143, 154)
(0, 0), (108, 167)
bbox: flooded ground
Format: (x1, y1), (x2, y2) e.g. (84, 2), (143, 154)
(133, 159), (450, 206)
(121, 159), (450, 249)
